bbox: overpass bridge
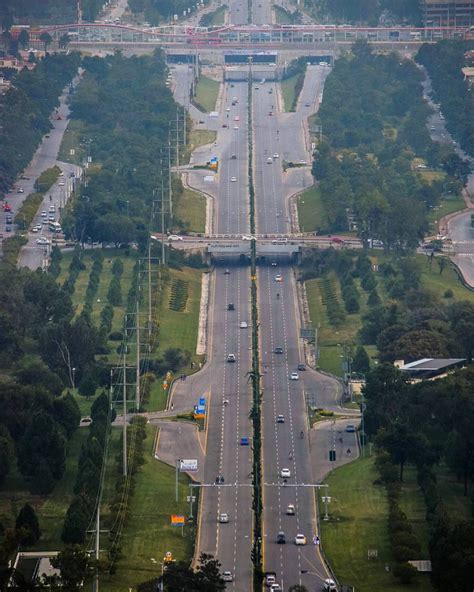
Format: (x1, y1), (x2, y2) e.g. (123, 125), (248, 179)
(37, 21), (468, 49)
(151, 233), (362, 262)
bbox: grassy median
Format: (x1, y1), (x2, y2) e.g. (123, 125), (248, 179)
(194, 75), (220, 113)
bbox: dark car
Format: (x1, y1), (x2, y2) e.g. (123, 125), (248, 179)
(297, 363), (306, 371)
(276, 531), (286, 544)
(274, 347), (283, 354)
(228, 303), (235, 311)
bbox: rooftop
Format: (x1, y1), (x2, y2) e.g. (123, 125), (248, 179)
(400, 358), (466, 371)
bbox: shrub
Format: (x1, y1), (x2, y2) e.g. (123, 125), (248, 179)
(109, 331), (123, 341)
(393, 562), (418, 584)
(444, 288), (454, 298)
(392, 544), (416, 563)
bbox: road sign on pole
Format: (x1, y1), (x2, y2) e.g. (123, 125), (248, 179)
(179, 459), (198, 472)
(300, 327), (315, 341)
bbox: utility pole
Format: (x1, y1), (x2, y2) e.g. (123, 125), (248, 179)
(148, 242), (152, 340)
(92, 503), (100, 592)
(122, 350), (127, 477)
(167, 133), (173, 227)
(136, 299), (140, 412)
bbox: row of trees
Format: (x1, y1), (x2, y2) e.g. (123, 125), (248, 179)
(128, 0), (209, 24)
(0, 51), (81, 195)
(305, 0), (421, 25)
(313, 42), (468, 248)
(417, 41), (474, 158)
(61, 51), (177, 247)
(364, 364), (474, 589)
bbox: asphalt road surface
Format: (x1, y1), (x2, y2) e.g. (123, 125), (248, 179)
(253, 74), (341, 590)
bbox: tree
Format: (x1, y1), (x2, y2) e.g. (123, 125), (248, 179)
(0, 426), (14, 486)
(18, 29), (29, 49)
(376, 423), (427, 481)
(18, 411), (66, 487)
(78, 373), (98, 399)
(58, 33), (70, 49)
(30, 459), (56, 495)
(15, 503), (41, 545)
(50, 546), (95, 589)
(159, 553), (225, 591)
(61, 496), (91, 544)
(352, 345), (370, 374)
(39, 32), (53, 52)
(53, 393), (81, 437)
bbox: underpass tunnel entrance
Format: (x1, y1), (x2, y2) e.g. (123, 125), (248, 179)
(211, 254), (252, 266)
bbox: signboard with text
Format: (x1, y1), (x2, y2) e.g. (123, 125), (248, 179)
(179, 459), (198, 472)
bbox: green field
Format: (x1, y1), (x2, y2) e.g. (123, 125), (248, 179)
(297, 185), (328, 233)
(175, 185), (207, 234)
(100, 426), (194, 591)
(281, 73), (300, 112)
(427, 195), (466, 233)
(305, 252), (474, 376)
(321, 456), (433, 592)
(57, 119), (84, 165)
(0, 428), (88, 550)
(184, 129), (217, 164)
(194, 75), (220, 113)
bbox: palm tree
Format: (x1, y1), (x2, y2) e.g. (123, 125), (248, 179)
(39, 31), (53, 52)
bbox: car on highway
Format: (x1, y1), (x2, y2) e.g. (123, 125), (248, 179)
(226, 107), (231, 112)
(276, 531), (286, 544)
(290, 372), (299, 381)
(224, 269), (230, 274)
(274, 274), (282, 282)
(36, 237), (50, 245)
(227, 353), (236, 363)
(274, 346), (283, 354)
(233, 125), (239, 130)
(17, 187), (24, 193)
(280, 468), (291, 478)
(215, 474), (225, 484)
(222, 571), (233, 582)
(240, 437), (249, 445)
(295, 534), (307, 546)
(234, 115), (240, 121)
(231, 154), (237, 159)
(305, 102), (311, 107)
(273, 153), (279, 158)
(299, 159), (306, 165)
(270, 584), (282, 592)
(272, 238), (287, 244)
(242, 235), (256, 241)
(286, 503), (295, 515)
(240, 321), (248, 328)
(276, 415), (285, 423)
(265, 573), (276, 586)
(227, 303), (235, 311)
(5, 226), (11, 232)
(41, 210), (47, 217)
(345, 424), (356, 433)
(31, 226), (41, 233)
(323, 579), (337, 592)
(297, 363), (306, 371)
(168, 234), (183, 241)
(231, 176), (237, 182)
(58, 181), (65, 186)
(48, 215), (55, 221)
(267, 157), (273, 164)
(5, 218), (12, 225)
(219, 513), (229, 523)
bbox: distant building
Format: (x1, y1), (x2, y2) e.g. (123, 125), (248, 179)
(10, 552), (61, 587)
(422, 0), (474, 27)
(395, 358), (466, 381)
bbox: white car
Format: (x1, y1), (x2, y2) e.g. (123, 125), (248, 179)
(31, 226), (40, 233)
(290, 372), (299, 381)
(231, 177), (237, 182)
(17, 187), (24, 193)
(274, 274), (282, 282)
(219, 513), (229, 523)
(295, 534), (307, 545)
(58, 181), (65, 186)
(273, 153), (279, 158)
(222, 571), (233, 582)
(280, 468), (291, 478)
(168, 235), (183, 241)
(286, 504), (295, 515)
(240, 321), (248, 329)
(323, 579), (337, 592)
(299, 159), (306, 165)
(36, 237), (50, 245)
(233, 125), (239, 130)
(41, 211), (47, 217)
(227, 354), (236, 363)
(242, 235), (256, 241)
(277, 415), (285, 423)
(226, 107), (231, 112)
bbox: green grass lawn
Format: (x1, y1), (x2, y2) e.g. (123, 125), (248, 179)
(273, 4), (294, 23)
(435, 462), (473, 521)
(297, 185), (328, 233)
(398, 465), (431, 557)
(427, 195), (466, 234)
(321, 456), (434, 592)
(100, 426), (194, 591)
(194, 76), (220, 113)
(306, 273), (372, 376)
(175, 185), (206, 234)
(281, 74), (299, 112)
(57, 119), (84, 165)
(305, 251), (474, 375)
(0, 428), (88, 550)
